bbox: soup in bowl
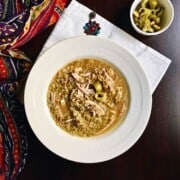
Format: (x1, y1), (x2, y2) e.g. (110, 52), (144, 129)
(24, 36), (152, 163)
(47, 58), (130, 137)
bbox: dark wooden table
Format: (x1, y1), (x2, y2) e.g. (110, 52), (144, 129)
(18, 0), (180, 179)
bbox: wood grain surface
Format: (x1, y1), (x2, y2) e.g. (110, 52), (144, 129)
(18, 0), (180, 179)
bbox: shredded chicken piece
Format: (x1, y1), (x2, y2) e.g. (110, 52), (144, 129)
(54, 106), (63, 118)
(77, 89), (84, 98)
(64, 78), (69, 87)
(115, 87), (123, 102)
(81, 72), (91, 77)
(49, 92), (56, 106)
(85, 100), (105, 116)
(60, 99), (66, 106)
(59, 99), (69, 114)
(71, 72), (84, 82)
(74, 67), (82, 72)
(75, 83), (95, 95)
(103, 68), (115, 89)
(64, 119), (73, 123)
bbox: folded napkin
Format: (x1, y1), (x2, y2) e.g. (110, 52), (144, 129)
(41, 0), (171, 94)
(0, 0), (67, 179)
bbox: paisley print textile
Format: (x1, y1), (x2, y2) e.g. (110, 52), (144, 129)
(0, 0), (67, 179)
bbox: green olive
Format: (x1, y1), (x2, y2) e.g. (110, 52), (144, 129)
(95, 92), (106, 101)
(142, 18), (154, 32)
(141, 0), (149, 8)
(152, 24), (161, 30)
(133, 10), (140, 18)
(149, 0), (158, 9)
(149, 14), (160, 23)
(93, 81), (102, 92)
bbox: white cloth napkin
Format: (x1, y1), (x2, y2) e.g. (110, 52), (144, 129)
(41, 0), (171, 93)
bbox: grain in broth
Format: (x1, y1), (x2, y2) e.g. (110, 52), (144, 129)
(47, 58), (130, 137)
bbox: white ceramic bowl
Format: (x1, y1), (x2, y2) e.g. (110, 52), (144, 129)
(130, 0), (174, 36)
(25, 36), (152, 163)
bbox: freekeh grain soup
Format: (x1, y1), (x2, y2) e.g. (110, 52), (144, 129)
(47, 58), (130, 137)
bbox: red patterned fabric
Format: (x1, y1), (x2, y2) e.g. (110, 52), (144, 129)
(0, 57), (8, 81)
(0, 133), (5, 180)
(0, 0), (67, 179)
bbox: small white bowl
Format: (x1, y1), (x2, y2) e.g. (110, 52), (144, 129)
(130, 0), (174, 36)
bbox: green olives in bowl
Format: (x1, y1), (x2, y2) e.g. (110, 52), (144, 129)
(130, 0), (174, 35)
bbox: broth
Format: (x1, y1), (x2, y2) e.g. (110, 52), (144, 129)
(47, 58), (130, 137)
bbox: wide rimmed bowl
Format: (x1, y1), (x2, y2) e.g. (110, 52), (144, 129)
(24, 36), (152, 163)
